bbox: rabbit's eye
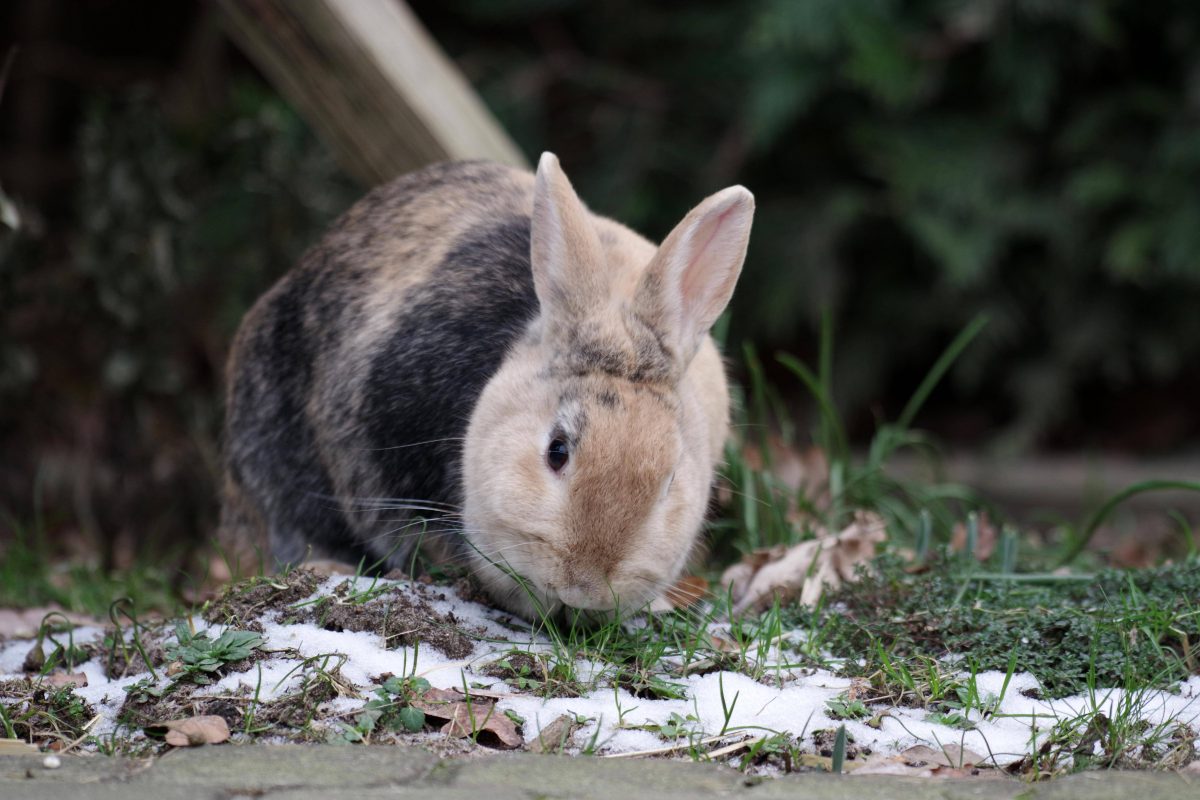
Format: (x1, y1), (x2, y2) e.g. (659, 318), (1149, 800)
(546, 438), (570, 472)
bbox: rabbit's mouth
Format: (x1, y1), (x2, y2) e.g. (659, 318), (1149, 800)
(464, 530), (659, 619)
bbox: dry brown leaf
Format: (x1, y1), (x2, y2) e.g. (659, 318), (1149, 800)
(743, 438), (830, 516)
(793, 752), (868, 772)
(412, 688), (522, 749)
(856, 746), (992, 777)
(0, 738), (39, 756)
(721, 511), (887, 613)
(902, 743), (986, 768)
(529, 714), (582, 754)
(706, 633), (741, 654)
(437, 701), (481, 738)
(950, 513), (997, 561)
(152, 715), (230, 747)
(481, 713), (524, 749)
(845, 677), (871, 701)
(0, 607), (99, 640)
(853, 756), (929, 776)
(42, 671), (88, 688)
(438, 704), (522, 750)
(410, 687), (466, 720)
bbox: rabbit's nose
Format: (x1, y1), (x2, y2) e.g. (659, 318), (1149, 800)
(556, 582), (618, 611)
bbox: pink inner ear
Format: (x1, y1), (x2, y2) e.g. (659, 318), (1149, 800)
(679, 205), (738, 320)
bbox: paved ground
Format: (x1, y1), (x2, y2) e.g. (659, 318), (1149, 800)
(3, 745), (1199, 799)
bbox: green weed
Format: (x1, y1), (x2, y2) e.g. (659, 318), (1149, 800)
(165, 622), (264, 685)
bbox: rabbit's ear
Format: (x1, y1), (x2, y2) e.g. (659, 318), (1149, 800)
(531, 152), (607, 327)
(635, 185), (754, 367)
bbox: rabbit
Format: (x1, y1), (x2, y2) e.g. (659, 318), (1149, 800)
(220, 152), (754, 620)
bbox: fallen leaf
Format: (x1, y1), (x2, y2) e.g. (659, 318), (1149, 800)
(480, 714), (524, 749)
(950, 513), (997, 561)
(901, 743), (986, 768)
(856, 747), (994, 777)
(529, 714), (581, 754)
(793, 753), (866, 772)
(721, 511), (887, 613)
(411, 689), (522, 749)
(0, 738), (38, 756)
(853, 756), (928, 776)
(41, 671), (88, 688)
(437, 703), (476, 736)
(743, 439), (830, 516)
(438, 703), (523, 750)
(410, 687), (467, 720)
(845, 677), (871, 701)
(706, 634), (741, 654)
(151, 716), (230, 747)
(0, 607), (99, 639)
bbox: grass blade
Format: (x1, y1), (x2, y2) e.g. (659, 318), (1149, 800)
(830, 724), (846, 773)
(776, 353), (849, 463)
(896, 314), (988, 431)
(1056, 479), (1200, 567)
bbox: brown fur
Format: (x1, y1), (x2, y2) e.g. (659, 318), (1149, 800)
(221, 153), (753, 618)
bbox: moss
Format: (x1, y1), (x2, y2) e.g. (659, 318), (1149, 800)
(795, 554), (1200, 697)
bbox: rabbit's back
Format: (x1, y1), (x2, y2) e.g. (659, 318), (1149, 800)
(221, 161), (547, 568)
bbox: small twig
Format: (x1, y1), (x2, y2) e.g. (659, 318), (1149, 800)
(54, 714), (101, 756)
(601, 733), (750, 759)
(706, 735), (765, 760)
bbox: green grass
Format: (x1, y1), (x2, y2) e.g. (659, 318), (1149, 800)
(716, 313), (990, 560)
(0, 511), (185, 618)
(789, 553), (1200, 698)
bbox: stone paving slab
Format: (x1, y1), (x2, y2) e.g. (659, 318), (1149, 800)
(2, 745), (1199, 799)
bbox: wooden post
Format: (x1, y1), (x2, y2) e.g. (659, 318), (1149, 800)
(217, 0), (528, 186)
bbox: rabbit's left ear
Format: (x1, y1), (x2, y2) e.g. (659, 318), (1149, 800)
(531, 152), (608, 328)
(635, 185), (754, 367)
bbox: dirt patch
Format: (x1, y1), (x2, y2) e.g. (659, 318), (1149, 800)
(302, 582), (480, 660)
(254, 663), (356, 731)
(450, 575), (493, 606)
(118, 681), (247, 731)
(812, 727), (869, 761)
(482, 651), (540, 681)
(254, 684), (337, 730)
(480, 651), (582, 698)
(0, 677), (96, 743)
(98, 623), (172, 679)
(213, 642), (275, 676)
(203, 569), (322, 628)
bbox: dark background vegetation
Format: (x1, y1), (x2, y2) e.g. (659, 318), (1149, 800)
(2, 0), (1199, 578)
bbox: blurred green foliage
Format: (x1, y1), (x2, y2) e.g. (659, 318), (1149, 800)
(422, 0), (1200, 448)
(0, 85), (355, 556)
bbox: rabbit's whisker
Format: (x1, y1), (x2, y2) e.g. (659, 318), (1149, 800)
(365, 437), (467, 452)
(343, 496), (462, 511)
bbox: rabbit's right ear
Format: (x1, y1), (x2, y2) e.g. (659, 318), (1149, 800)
(634, 185), (754, 368)
(531, 152), (608, 328)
